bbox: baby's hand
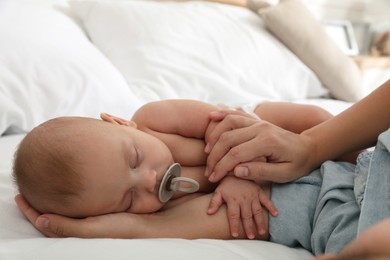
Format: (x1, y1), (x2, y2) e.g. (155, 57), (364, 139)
(207, 176), (278, 239)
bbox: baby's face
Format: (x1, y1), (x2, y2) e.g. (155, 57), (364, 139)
(63, 119), (174, 218)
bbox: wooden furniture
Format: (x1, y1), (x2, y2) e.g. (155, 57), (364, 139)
(353, 55), (390, 70)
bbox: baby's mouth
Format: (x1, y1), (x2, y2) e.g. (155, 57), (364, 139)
(155, 163), (173, 193)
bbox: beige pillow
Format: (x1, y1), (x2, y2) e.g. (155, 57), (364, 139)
(248, 0), (364, 102)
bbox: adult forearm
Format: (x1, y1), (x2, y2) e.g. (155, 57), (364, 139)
(303, 79), (390, 169)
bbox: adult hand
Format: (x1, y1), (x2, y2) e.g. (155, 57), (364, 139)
(205, 110), (314, 183)
(14, 194), (141, 238)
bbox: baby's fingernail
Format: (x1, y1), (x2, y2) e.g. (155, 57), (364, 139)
(259, 228), (265, 235)
(36, 217), (49, 228)
(232, 232), (239, 238)
(235, 166), (248, 177)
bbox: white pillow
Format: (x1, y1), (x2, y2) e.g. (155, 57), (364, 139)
(0, 1), (142, 135)
(248, 0), (364, 102)
(69, 0), (328, 106)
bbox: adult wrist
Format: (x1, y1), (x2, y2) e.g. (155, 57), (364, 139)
(300, 129), (323, 172)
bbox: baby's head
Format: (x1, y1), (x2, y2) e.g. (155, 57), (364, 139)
(13, 117), (86, 216)
(13, 115), (174, 218)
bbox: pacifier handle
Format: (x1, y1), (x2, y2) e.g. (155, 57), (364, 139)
(170, 177), (199, 193)
(158, 163), (199, 203)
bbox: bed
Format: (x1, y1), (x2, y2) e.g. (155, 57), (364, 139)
(0, 0), (379, 259)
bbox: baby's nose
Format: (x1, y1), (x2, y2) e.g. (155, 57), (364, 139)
(142, 169), (157, 193)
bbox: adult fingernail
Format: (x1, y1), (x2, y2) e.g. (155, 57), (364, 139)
(209, 111), (223, 117)
(36, 217), (49, 228)
(235, 166), (248, 177)
(204, 143), (210, 153)
(209, 172), (216, 182)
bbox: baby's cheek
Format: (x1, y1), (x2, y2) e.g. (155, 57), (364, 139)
(130, 198), (164, 214)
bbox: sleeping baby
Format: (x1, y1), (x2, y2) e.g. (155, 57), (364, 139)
(14, 99), (374, 255)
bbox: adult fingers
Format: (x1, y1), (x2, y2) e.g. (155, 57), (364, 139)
(34, 214), (94, 238)
(14, 195), (61, 238)
(208, 109), (255, 123)
(15, 194), (135, 239)
(206, 125), (259, 180)
(34, 213), (130, 238)
(208, 122), (276, 182)
(205, 113), (257, 153)
(233, 161), (305, 183)
(15, 194), (39, 225)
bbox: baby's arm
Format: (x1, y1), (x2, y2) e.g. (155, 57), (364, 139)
(132, 99), (219, 166)
(254, 102), (333, 134)
(132, 99), (217, 139)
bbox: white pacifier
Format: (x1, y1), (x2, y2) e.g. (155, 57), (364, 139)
(158, 163), (199, 203)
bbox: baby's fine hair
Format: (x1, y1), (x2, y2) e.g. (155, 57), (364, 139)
(13, 117), (87, 214)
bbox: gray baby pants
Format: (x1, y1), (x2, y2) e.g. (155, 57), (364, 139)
(269, 128), (390, 255)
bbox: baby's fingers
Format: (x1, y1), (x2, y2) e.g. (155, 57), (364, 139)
(207, 192), (223, 215)
(226, 203), (241, 238)
(259, 190), (278, 217)
(240, 204), (255, 239)
(251, 200), (266, 236)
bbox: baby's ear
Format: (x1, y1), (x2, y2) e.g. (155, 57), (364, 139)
(100, 113), (137, 128)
